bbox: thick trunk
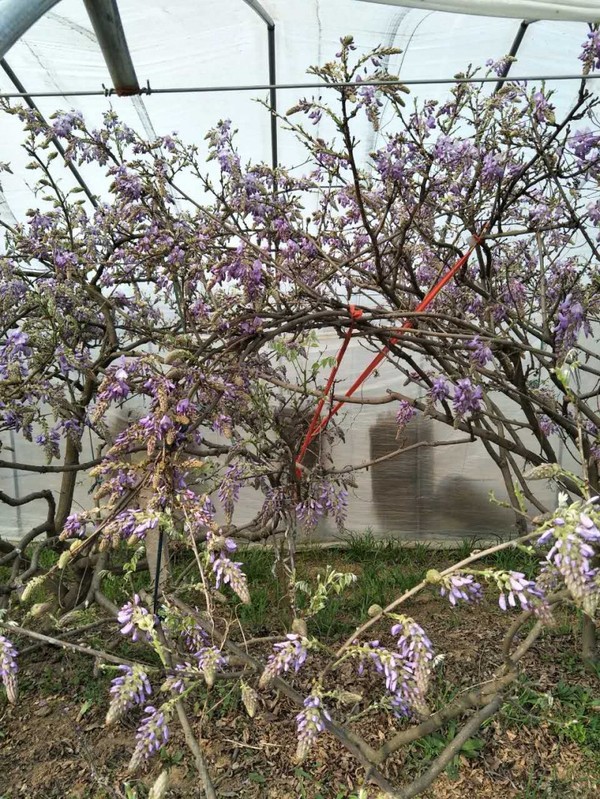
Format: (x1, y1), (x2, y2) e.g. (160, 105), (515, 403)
(54, 437), (80, 534)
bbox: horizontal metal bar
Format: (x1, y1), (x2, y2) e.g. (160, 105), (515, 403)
(0, 72), (597, 100)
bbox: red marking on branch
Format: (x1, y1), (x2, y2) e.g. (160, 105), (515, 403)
(294, 232), (485, 478)
(295, 305), (363, 478)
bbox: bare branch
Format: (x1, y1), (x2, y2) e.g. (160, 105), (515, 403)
(0, 458), (101, 474)
(394, 697), (502, 799)
(2, 623), (157, 669)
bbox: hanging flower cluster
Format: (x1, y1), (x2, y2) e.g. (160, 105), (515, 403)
(438, 573), (483, 605)
(259, 634), (311, 688)
(0, 634), (18, 704)
(538, 506), (600, 616)
(118, 594), (154, 643)
(106, 665), (152, 725)
(296, 480), (348, 533)
(295, 692), (332, 763)
(128, 705), (170, 773)
(349, 617), (434, 721)
(206, 528), (250, 604)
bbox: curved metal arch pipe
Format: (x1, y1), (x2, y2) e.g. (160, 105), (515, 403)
(0, 0), (63, 61)
(82, 0), (140, 95)
(0, 0), (140, 96)
(242, 0), (278, 169)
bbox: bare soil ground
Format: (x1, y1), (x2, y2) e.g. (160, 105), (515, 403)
(1, 547), (599, 799)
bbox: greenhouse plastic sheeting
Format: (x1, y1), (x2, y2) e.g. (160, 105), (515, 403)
(0, 1), (595, 543)
(358, 1), (600, 22)
(0, 334), (559, 545)
(0, 1), (597, 221)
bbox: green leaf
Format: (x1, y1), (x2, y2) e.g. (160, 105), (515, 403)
(294, 767), (313, 780)
(248, 772), (266, 784)
(76, 699), (93, 721)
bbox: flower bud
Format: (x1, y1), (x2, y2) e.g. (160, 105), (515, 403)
(29, 601), (53, 618)
(291, 618), (308, 637)
(148, 771), (169, 799)
(4, 673), (18, 704)
(58, 550), (72, 570)
(241, 681), (259, 718)
(524, 463), (561, 480)
(337, 689), (363, 705)
(20, 574), (46, 603)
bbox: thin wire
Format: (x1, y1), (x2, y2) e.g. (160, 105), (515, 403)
(0, 73), (598, 100)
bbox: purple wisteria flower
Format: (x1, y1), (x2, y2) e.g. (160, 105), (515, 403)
(555, 294), (588, 351)
(296, 481), (348, 533)
(439, 573), (483, 605)
(194, 645), (228, 688)
(295, 693), (331, 762)
(579, 29), (600, 71)
(61, 512), (87, 539)
(485, 56), (512, 77)
(541, 512), (600, 615)
(162, 662), (192, 695)
(452, 378), (483, 417)
(576, 512), (600, 542)
(532, 91), (554, 123)
(429, 375), (451, 405)
(96, 361), (130, 405)
(0, 329), (31, 381)
(538, 415), (558, 437)
(297, 493), (323, 530)
(50, 110), (83, 138)
(569, 129), (600, 161)
(467, 336), (493, 367)
(537, 516), (565, 547)
(496, 571), (549, 619)
(212, 553), (250, 604)
(3, 328), (31, 356)
(481, 151), (505, 183)
(106, 665), (152, 725)
(217, 463), (244, 521)
(0, 634), (18, 704)
(391, 618), (434, 716)
(117, 508), (160, 545)
(128, 705), (170, 772)
(259, 634), (310, 688)
(179, 615), (209, 654)
(118, 594), (153, 642)
(205, 529), (250, 604)
(396, 400), (417, 429)
(34, 428), (61, 460)
(359, 641), (404, 693)
(354, 628), (431, 719)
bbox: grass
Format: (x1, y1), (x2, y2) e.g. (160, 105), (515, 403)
(501, 674), (600, 766)
(87, 534), (577, 647)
